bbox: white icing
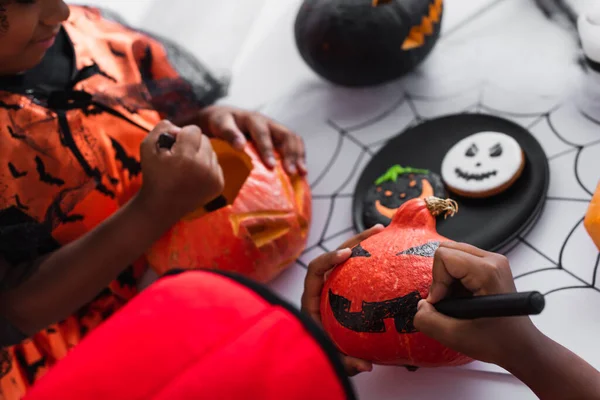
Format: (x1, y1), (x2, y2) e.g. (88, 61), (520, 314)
(441, 131), (523, 194)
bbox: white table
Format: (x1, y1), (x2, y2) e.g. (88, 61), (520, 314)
(225, 1), (600, 399)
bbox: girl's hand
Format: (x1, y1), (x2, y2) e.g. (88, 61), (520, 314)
(196, 105), (306, 176)
(138, 120), (224, 224)
(301, 224), (384, 376)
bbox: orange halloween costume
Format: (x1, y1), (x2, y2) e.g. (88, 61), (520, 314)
(0, 5), (224, 399)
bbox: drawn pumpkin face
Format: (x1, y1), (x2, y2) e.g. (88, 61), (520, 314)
(146, 139), (311, 283)
(322, 197), (472, 368)
(362, 165), (446, 228)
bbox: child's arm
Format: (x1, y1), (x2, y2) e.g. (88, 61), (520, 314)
(414, 242), (600, 400)
(0, 121), (224, 342)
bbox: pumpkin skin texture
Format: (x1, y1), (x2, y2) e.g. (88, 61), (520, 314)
(584, 181), (600, 251)
(294, 0), (444, 87)
(147, 139), (311, 283)
(321, 197), (473, 368)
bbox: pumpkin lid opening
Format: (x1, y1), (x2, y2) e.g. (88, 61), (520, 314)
(182, 139), (253, 220)
(212, 139), (253, 208)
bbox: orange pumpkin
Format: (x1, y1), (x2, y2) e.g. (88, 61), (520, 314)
(585, 181), (600, 251)
(321, 197), (472, 368)
(147, 139), (311, 283)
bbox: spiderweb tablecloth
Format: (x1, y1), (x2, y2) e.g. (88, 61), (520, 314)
(261, 0), (600, 376)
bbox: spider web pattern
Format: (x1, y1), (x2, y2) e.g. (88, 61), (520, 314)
(261, 0), (600, 377)
(283, 87), (600, 294)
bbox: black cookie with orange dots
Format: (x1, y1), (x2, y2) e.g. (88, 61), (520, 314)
(361, 165), (446, 228)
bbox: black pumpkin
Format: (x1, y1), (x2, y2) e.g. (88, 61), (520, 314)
(294, 0), (444, 87)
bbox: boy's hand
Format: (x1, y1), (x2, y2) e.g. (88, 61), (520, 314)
(138, 120), (224, 223)
(414, 242), (540, 366)
(196, 105), (306, 176)
(301, 224), (384, 376)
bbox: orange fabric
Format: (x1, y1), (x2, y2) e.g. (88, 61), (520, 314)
(0, 5), (191, 399)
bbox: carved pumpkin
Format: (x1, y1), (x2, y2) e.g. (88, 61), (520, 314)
(294, 0), (444, 87)
(362, 165), (446, 228)
(321, 197), (472, 368)
(147, 139), (311, 283)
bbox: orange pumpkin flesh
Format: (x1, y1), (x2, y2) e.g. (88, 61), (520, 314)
(321, 197), (472, 368)
(147, 139), (311, 283)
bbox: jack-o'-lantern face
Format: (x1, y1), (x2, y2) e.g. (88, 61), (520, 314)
(328, 241), (439, 334)
(147, 139), (311, 283)
(362, 165), (445, 228)
(441, 131), (524, 196)
(294, 0), (445, 87)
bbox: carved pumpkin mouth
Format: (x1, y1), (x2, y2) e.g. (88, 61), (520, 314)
(402, 0), (443, 50)
(227, 153), (309, 249)
(373, 0), (444, 50)
(455, 167), (497, 182)
(374, 179), (434, 219)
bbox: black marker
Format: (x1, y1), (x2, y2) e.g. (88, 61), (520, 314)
(157, 132), (176, 150)
(434, 291), (545, 319)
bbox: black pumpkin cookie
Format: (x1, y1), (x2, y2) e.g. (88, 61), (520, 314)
(362, 165), (446, 228)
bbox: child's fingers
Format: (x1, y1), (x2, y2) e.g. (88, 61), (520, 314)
(245, 117), (276, 168)
(211, 112), (246, 150)
(428, 246), (489, 303)
(271, 123), (302, 175)
(414, 300), (467, 348)
(307, 248), (352, 278)
(343, 356), (373, 376)
(301, 249), (352, 320)
(337, 224), (384, 251)
(171, 125), (203, 157)
(145, 120), (180, 154)
(438, 241), (488, 258)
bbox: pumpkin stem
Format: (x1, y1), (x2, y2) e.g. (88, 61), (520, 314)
(424, 197), (458, 219)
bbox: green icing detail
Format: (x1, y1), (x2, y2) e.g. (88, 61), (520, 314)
(374, 165), (429, 185)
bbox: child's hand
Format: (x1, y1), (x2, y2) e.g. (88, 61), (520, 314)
(301, 224), (384, 376)
(414, 242), (539, 367)
(138, 120), (224, 223)
(196, 105), (306, 176)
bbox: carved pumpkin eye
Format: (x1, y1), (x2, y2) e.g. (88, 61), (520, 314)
(384, 190), (393, 197)
(397, 241), (440, 257)
(465, 144), (478, 157)
(399, 193), (406, 199)
(350, 244), (371, 258)
(489, 143), (503, 157)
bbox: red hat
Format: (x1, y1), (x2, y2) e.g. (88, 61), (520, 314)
(24, 269), (356, 400)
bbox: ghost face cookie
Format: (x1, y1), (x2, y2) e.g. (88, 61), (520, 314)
(441, 131), (525, 198)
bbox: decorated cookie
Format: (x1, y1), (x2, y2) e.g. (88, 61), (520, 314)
(441, 131), (525, 198)
(362, 165), (446, 228)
